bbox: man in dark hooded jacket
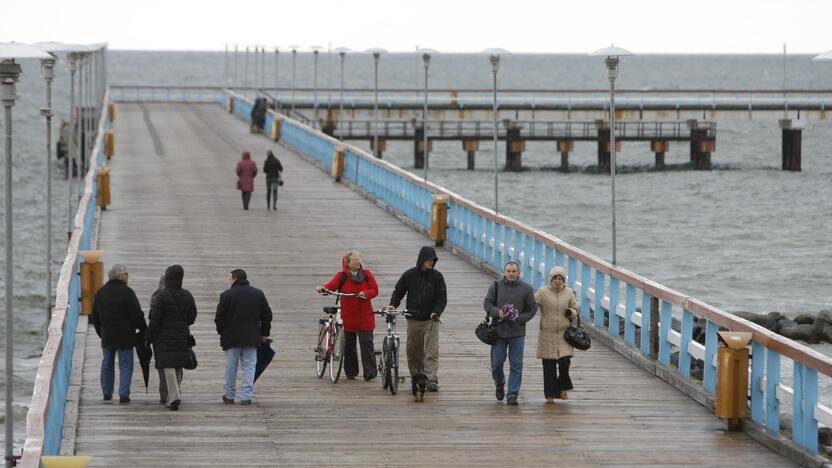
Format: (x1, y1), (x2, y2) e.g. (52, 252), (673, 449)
(92, 263), (147, 403)
(215, 269), (273, 405)
(148, 264), (197, 411)
(387, 246), (447, 392)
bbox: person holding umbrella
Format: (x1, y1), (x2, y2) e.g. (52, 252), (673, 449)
(91, 264), (147, 403)
(215, 269), (273, 405)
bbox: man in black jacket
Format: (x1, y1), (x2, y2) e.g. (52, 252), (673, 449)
(387, 246), (447, 392)
(92, 264), (147, 403)
(215, 269), (273, 405)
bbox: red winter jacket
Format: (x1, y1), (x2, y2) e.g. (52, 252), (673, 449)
(322, 261), (378, 332)
(236, 152), (258, 192)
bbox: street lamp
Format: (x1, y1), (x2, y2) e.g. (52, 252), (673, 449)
(591, 45), (633, 265)
(244, 46), (250, 90)
(289, 46), (299, 113)
(310, 46), (323, 125)
(482, 48), (509, 214)
(366, 48), (387, 158)
(234, 44), (238, 87)
(273, 47), (279, 109)
(0, 41), (52, 468)
(418, 48), (439, 181)
(333, 47), (351, 141)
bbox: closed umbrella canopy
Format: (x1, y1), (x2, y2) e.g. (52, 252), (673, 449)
(255, 339), (276, 382)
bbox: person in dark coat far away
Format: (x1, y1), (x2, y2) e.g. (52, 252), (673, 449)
(387, 246), (447, 392)
(215, 269), (273, 405)
(263, 150), (283, 210)
(317, 250), (378, 380)
(236, 151), (258, 210)
(92, 263), (147, 403)
(147, 264), (197, 411)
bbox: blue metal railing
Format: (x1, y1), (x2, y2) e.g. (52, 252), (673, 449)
(222, 88), (832, 460)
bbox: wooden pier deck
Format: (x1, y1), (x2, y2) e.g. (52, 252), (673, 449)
(67, 102), (795, 466)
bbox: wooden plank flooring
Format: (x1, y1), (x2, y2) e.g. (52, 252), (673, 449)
(71, 103), (795, 467)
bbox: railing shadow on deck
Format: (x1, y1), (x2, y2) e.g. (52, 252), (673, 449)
(221, 89), (832, 466)
(21, 93), (110, 467)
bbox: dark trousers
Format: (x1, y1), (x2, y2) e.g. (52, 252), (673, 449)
(241, 191), (252, 210)
(266, 177), (279, 209)
(344, 331), (376, 379)
(542, 357), (573, 398)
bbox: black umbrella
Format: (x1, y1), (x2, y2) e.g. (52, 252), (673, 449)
(255, 339), (276, 382)
(134, 331), (153, 392)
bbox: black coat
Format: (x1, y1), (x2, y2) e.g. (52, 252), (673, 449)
(91, 279), (147, 349)
(263, 156), (283, 179)
(389, 246), (447, 321)
(148, 265), (197, 369)
(215, 280), (273, 350)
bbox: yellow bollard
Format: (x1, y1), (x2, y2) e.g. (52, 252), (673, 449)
(97, 167), (111, 209)
(107, 102), (115, 123)
(715, 331), (752, 430)
(272, 117), (282, 141)
(331, 147), (345, 181)
(105, 129), (114, 159)
(41, 456), (93, 468)
(227, 96), (234, 113)
(79, 251), (104, 316)
(430, 194), (449, 247)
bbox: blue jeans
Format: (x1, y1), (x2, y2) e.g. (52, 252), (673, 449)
(224, 347), (257, 401)
(490, 336), (525, 398)
(101, 347), (134, 398)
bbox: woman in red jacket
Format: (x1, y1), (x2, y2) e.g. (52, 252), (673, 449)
(235, 151), (257, 210)
(317, 250), (378, 380)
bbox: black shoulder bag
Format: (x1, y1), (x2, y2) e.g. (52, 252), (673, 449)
(475, 281), (499, 345)
(563, 312), (591, 351)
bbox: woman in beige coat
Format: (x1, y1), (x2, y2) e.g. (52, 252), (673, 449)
(534, 266), (580, 403)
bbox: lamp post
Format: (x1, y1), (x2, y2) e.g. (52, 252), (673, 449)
(333, 47), (351, 141)
(273, 47), (279, 108)
(244, 46), (249, 90)
(591, 45), (633, 265)
(366, 48), (387, 158)
(310, 46), (323, 125)
(66, 51), (78, 239)
(482, 48), (509, 214)
(289, 46), (299, 113)
(0, 42), (52, 468)
(418, 48), (438, 181)
(234, 44), (238, 87)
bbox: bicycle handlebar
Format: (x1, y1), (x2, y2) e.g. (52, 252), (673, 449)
(323, 306), (340, 315)
(319, 288), (356, 297)
(374, 309), (413, 318)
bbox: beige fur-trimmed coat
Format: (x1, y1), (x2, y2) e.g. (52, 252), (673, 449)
(534, 266), (580, 360)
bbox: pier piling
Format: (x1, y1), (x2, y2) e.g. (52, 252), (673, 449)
(780, 119), (803, 171)
(651, 140), (668, 170)
(505, 124), (524, 171)
(557, 140), (573, 172)
(463, 139), (478, 170)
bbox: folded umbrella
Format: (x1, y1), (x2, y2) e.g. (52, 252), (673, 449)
(255, 339), (276, 382)
(134, 331), (152, 392)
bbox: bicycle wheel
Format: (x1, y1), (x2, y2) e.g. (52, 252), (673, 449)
(388, 339), (399, 395)
(381, 337), (390, 390)
(329, 325), (344, 383)
(315, 323), (329, 378)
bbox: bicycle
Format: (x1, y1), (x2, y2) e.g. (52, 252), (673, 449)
(373, 308), (412, 395)
(315, 289), (354, 383)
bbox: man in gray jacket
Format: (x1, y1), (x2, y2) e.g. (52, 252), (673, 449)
(483, 261), (538, 405)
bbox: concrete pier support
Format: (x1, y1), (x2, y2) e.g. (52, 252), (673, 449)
(321, 109), (336, 137)
(463, 139), (479, 170)
(505, 125), (524, 171)
(780, 119), (804, 171)
(595, 121), (620, 174)
(688, 120), (715, 169)
(651, 140), (668, 170)
(370, 138), (386, 159)
(557, 140), (573, 172)
(413, 126), (432, 169)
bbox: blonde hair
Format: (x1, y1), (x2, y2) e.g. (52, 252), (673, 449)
(343, 250), (362, 265)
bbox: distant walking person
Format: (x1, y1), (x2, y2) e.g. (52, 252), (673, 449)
(263, 150), (283, 210)
(236, 151), (257, 210)
(387, 246), (447, 392)
(534, 266), (579, 403)
(316, 250), (378, 380)
(147, 265), (198, 411)
(483, 261), (537, 405)
(215, 269), (273, 405)
(92, 264), (147, 403)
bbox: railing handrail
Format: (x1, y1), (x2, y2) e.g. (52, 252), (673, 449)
(21, 90), (110, 467)
(226, 88), (832, 379)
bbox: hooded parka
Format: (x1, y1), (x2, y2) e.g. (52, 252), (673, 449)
(236, 152), (258, 192)
(321, 260), (378, 332)
(534, 266), (579, 359)
(389, 246), (447, 321)
(148, 265), (198, 369)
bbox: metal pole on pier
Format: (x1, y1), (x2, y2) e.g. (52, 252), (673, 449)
(311, 46), (322, 124)
(67, 52), (77, 239)
(592, 45), (633, 265)
(290, 46), (298, 113)
(482, 49), (508, 214)
(273, 47), (279, 108)
(234, 44), (238, 87)
(40, 51), (57, 326)
(419, 49), (438, 181)
(366, 48), (386, 158)
(334, 47), (350, 142)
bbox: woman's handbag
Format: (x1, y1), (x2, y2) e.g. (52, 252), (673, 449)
(184, 334), (197, 370)
(475, 313), (498, 345)
(563, 315), (591, 351)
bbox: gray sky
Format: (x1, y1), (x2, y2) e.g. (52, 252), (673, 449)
(5, 0), (831, 54)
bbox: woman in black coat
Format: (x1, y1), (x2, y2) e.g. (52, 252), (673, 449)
(147, 265), (197, 410)
(263, 150), (283, 210)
